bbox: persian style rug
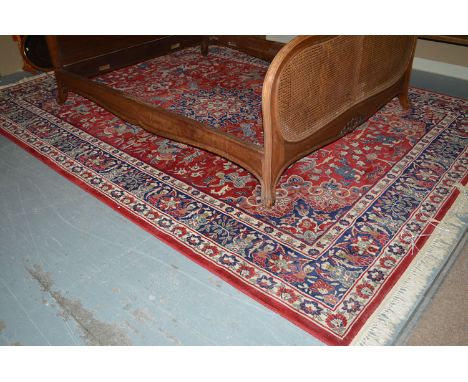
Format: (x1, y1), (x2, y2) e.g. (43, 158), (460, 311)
(1, 47), (467, 345)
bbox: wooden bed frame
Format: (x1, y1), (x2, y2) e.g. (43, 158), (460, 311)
(46, 35), (417, 207)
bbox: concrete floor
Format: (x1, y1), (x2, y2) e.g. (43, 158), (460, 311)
(0, 68), (467, 345)
(0, 134), (325, 345)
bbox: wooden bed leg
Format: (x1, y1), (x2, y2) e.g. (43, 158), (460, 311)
(261, 176), (277, 208)
(261, 186), (275, 208)
(398, 52), (414, 111)
(398, 92), (411, 110)
(56, 82), (69, 105)
(201, 36), (209, 56)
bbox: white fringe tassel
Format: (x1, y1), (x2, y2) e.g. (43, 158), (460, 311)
(352, 184), (467, 345)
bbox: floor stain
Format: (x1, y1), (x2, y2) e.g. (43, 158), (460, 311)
(0, 320), (6, 333)
(41, 297), (55, 307)
(28, 264), (132, 346)
(208, 277), (223, 288)
(30, 264), (54, 291)
(158, 327), (182, 345)
(131, 308), (152, 323)
(9, 341), (22, 346)
(123, 300), (180, 344)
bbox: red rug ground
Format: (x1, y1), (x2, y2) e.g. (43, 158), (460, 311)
(1, 47), (467, 345)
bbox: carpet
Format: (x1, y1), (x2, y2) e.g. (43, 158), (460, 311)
(1, 47), (467, 345)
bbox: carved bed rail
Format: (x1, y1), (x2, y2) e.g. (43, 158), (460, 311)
(46, 35), (416, 207)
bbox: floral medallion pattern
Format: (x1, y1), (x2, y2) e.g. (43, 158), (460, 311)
(1, 46), (467, 344)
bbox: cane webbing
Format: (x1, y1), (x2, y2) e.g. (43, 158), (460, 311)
(276, 36), (414, 142)
(358, 36), (415, 96)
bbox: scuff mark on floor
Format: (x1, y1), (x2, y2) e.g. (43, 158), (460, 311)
(208, 277), (223, 288)
(30, 264), (54, 292)
(28, 264), (132, 346)
(158, 327), (182, 345)
(0, 320), (6, 333)
(123, 304), (181, 345)
(9, 341), (22, 346)
(131, 308), (152, 323)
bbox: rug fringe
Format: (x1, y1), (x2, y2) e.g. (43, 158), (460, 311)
(351, 184), (467, 345)
(0, 72), (53, 90)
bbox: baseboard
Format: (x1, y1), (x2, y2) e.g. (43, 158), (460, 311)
(410, 68), (468, 99)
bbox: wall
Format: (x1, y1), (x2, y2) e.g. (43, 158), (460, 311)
(0, 36), (23, 76)
(265, 35), (296, 44)
(413, 39), (468, 80)
(266, 35), (468, 80)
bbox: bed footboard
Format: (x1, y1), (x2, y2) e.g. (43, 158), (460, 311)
(260, 35), (416, 206)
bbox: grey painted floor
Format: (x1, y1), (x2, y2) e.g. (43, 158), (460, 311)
(0, 67), (466, 346)
(411, 69), (468, 99)
(0, 134), (323, 345)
